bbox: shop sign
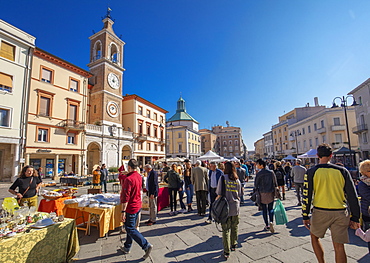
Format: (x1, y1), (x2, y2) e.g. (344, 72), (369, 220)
(36, 149), (52, 153)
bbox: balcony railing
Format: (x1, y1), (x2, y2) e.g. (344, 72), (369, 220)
(352, 124), (368, 134)
(316, 127), (326, 134)
(57, 119), (85, 131)
(136, 133), (148, 141)
(331, 125), (346, 131)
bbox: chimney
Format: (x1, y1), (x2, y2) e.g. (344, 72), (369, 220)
(314, 97), (319, 107)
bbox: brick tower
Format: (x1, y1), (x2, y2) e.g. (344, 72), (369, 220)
(87, 9), (125, 125)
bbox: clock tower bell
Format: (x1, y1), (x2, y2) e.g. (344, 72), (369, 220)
(87, 10), (125, 125)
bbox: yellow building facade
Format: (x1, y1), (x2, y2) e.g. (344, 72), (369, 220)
(25, 48), (92, 178)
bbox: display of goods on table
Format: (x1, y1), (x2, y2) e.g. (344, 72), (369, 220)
(40, 190), (63, 200)
(0, 200), (64, 239)
(42, 181), (57, 187)
(53, 188), (78, 197)
(64, 193), (120, 208)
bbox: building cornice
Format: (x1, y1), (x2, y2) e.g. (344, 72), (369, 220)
(123, 94), (168, 114)
(348, 78), (370, 95)
(35, 48), (92, 78)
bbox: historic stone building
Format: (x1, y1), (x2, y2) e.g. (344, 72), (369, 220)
(85, 12), (133, 172)
(212, 125), (245, 158)
(166, 96), (201, 162)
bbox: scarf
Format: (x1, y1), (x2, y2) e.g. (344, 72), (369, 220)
(360, 175), (370, 186)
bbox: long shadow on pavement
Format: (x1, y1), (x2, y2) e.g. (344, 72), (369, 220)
(164, 235), (227, 263)
(141, 222), (204, 237)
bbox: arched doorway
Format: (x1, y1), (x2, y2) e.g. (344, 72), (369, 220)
(87, 142), (101, 174)
(122, 145), (132, 161)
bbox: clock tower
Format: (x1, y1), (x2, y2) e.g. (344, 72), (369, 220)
(87, 9), (125, 125)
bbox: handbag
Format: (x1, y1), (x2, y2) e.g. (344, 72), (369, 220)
(211, 175), (229, 230)
(17, 177), (34, 205)
(274, 199), (288, 225)
(250, 188), (260, 204)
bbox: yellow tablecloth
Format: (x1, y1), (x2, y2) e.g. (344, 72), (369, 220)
(0, 218), (79, 263)
(63, 203), (122, 237)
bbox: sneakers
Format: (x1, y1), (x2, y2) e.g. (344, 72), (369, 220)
(142, 244), (153, 259)
(231, 245), (237, 251)
(169, 211), (175, 216)
(264, 225), (270, 231)
(146, 220), (156, 226)
(120, 246), (130, 254)
(205, 219), (212, 224)
(179, 209), (187, 213)
(269, 222), (275, 233)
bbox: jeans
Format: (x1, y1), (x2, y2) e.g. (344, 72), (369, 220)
(221, 215), (239, 253)
(100, 180), (107, 193)
(285, 175), (292, 189)
(196, 190), (207, 215)
(185, 184), (194, 204)
(295, 183), (304, 203)
(123, 210), (150, 251)
(240, 183), (245, 203)
(261, 202), (274, 226)
(208, 188), (217, 220)
(168, 188), (178, 212)
(178, 190), (186, 210)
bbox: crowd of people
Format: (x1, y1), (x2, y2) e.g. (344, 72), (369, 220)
(6, 143), (370, 261)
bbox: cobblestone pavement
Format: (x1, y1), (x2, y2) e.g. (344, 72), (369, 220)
(1, 179), (370, 262)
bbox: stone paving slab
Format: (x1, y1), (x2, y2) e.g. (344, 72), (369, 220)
(71, 179), (370, 262)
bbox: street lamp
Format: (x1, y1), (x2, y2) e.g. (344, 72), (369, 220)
(331, 95), (359, 167)
(290, 130), (301, 156)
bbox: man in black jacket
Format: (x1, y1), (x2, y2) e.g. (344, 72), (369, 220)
(100, 164), (108, 193)
(145, 164), (158, 226)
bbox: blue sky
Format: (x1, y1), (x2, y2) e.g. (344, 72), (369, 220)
(3, 1), (370, 150)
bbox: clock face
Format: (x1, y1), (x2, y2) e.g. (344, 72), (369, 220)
(107, 72), (120, 89)
(106, 101), (119, 118)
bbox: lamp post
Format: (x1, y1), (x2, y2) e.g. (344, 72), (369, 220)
(290, 130), (301, 157)
(332, 95), (359, 167)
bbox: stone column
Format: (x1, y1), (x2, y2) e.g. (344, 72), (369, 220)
(77, 154), (82, 176)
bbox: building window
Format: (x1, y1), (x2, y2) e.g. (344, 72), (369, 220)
(40, 97), (50, 116)
(147, 124), (151, 136)
(160, 129), (164, 140)
(146, 110), (150, 118)
(335, 134), (342, 143)
(359, 96), (362, 105)
(321, 120), (324, 128)
(303, 140), (307, 149)
(154, 113), (157, 121)
(67, 133), (76, 144)
(322, 135), (326, 143)
(94, 105), (96, 113)
(138, 106), (143, 115)
(154, 144), (158, 151)
(302, 128), (305, 135)
(0, 41), (15, 61)
(223, 141), (226, 146)
(138, 142), (143, 150)
(309, 139), (312, 147)
(315, 137), (319, 146)
(37, 128), (49, 142)
(178, 143), (182, 153)
(363, 132), (368, 143)
(69, 78), (79, 92)
(229, 140), (232, 145)
(138, 122), (143, 134)
(235, 146), (238, 151)
(147, 142), (151, 151)
(154, 126), (158, 138)
(308, 126), (311, 133)
(314, 123), (317, 131)
(178, 132), (182, 138)
(235, 140), (238, 145)
(0, 72), (13, 93)
(0, 108), (10, 127)
(160, 115), (164, 123)
(235, 135), (238, 138)
(333, 117), (340, 126)
(41, 67), (53, 83)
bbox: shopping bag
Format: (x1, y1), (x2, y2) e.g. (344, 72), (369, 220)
(274, 199), (288, 225)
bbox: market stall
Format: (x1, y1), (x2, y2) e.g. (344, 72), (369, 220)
(38, 196), (72, 216)
(157, 185), (169, 211)
(0, 218), (79, 263)
(60, 176), (88, 187)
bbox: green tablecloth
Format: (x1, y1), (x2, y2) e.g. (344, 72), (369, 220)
(0, 218), (79, 263)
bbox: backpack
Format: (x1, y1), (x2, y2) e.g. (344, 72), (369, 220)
(275, 169), (284, 180)
(211, 175), (229, 228)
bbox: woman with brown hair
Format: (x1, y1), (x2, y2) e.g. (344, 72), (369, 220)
(274, 161), (286, 200)
(8, 165), (42, 207)
(163, 163), (181, 216)
(216, 161), (241, 259)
